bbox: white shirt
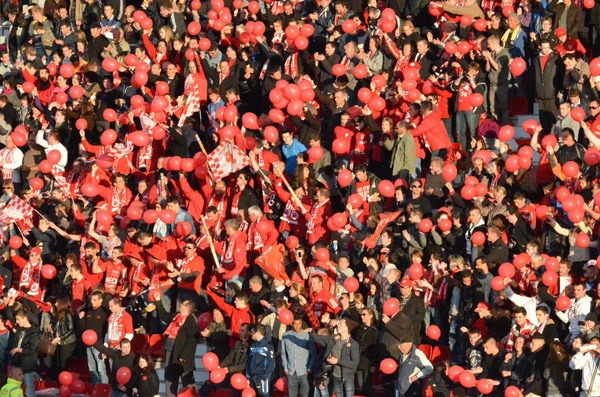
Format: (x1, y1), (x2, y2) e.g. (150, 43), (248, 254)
(36, 130), (68, 169)
(570, 350), (600, 395)
(557, 295), (592, 335)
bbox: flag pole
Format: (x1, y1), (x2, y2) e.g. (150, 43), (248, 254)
(194, 136), (216, 183)
(33, 208), (50, 223)
(199, 215), (221, 269)
(273, 163), (302, 205)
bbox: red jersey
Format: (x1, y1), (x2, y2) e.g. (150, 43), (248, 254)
(12, 256), (43, 300)
(310, 288), (341, 318)
(106, 309), (134, 348)
(71, 277), (92, 312)
(177, 255), (205, 294)
(81, 257), (106, 286)
(104, 261), (127, 294)
(221, 231), (248, 280)
(128, 263), (151, 297)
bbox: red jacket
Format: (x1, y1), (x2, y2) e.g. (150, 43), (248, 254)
(247, 215), (279, 253)
(303, 199), (332, 245)
(410, 111), (452, 152)
(207, 287), (254, 348)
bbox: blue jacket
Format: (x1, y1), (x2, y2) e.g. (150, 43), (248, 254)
(397, 345), (434, 394)
(281, 330), (316, 376)
(282, 139), (307, 176)
(247, 337), (275, 382)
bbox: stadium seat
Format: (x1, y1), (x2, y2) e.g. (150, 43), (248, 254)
(92, 383), (111, 397)
(214, 390), (233, 397)
(431, 345), (450, 364)
(131, 333), (149, 355)
(418, 344), (433, 361)
(148, 333), (165, 359)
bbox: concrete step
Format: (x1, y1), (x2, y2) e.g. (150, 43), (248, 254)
(157, 342), (210, 395)
(516, 114), (540, 127)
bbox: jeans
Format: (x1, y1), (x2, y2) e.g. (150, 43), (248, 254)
(23, 372), (37, 397)
(449, 316), (465, 365)
(332, 376), (354, 397)
(287, 373), (309, 397)
(87, 346), (109, 384)
(313, 383), (330, 397)
(455, 110), (479, 152)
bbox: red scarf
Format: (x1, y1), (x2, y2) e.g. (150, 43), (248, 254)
(284, 53), (299, 78)
(164, 313), (188, 339)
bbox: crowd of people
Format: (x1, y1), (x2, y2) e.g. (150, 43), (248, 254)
(3, 0), (600, 396)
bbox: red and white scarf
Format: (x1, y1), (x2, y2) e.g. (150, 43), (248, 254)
(307, 199), (329, 234)
(284, 53), (299, 78)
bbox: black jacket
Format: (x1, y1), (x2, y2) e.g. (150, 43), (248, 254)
(353, 324), (379, 370)
(221, 338), (250, 374)
(6, 307), (40, 374)
(131, 368), (160, 397)
(532, 52), (564, 100)
(310, 332), (360, 380)
(155, 301), (198, 374)
(79, 305), (108, 339)
(379, 311), (414, 360)
(401, 294), (426, 344)
(95, 342), (137, 392)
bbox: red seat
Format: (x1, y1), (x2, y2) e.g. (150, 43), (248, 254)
(418, 344), (433, 361)
(431, 345), (450, 364)
(148, 333), (165, 359)
(214, 390), (233, 397)
(131, 333), (149, 355)
(92, 383), (111, 397)
(508, 96), (529, 116)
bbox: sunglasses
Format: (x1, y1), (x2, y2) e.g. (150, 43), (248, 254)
(591, 106), (599, 110)
(410, 185), (421, 189)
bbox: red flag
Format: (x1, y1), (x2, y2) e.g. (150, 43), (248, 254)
(371, 211), (402, 240)
(207, 142), (250, 181)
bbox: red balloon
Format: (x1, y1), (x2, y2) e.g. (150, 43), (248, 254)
(459, 371), (477, 388)
(82, 330), (98, 346)
(9, 236), (23, 250)
(100, 129), (117, 146)
(535, 205), (549, 220)
(438, 219), (452, 232)
(47, 149), (62, 165)
(223, 105), (238, 123)
(128, 131), (151, 147)
(378, 180), (395, 198)
(42, 264), (57, 279)
(429, 4), (442, 16)
(461, 185), (476, 200)
(427, 325), (441, 340)
(116, 367), (131, 385)
(474, 19), (487, 32)
(331, 213), (348, 229)
(22, 81), (35, 93)
(75, 118), (88, 131)
(419, 219), (433, 233)
(499, 262), (516, 278)
(307, 147), (324, 163)
(11, 131), (27, 147)
(505, 155), (520, 173)
(69, 86), (83, 99)
(542, 270), (558, 287)
(286, 236), (299, 249)
(498, 126), (514, 142)
(287, 99), (304, 116)
(577, 232), (591, 248)
(159, 209), (177, 224)
(195, 166), (208, 179)
(140, 17), (153, 30)
(379, 19), (395, 33)
(278, 308), (294, 325)
(102, 58), (119, 73)
(408, 263), (424, 280)
(58, 371), (73, 386)
(353, 64), (368, 79)
(457, 41), (471, 55)
(546, 257), (560, 272)
(247, 0), (260, 13)
(445, 42), (458, 54)
(592, 58), (600, 76)
(39, 159), (53, 174)
(197, 312), (213, 330)
(519, 156), (532, 170)
(469, 93), (484, 107)
(585, 147), (600, 166)
(210, 367), (227, 384)
(60, 386), (72, 397)
(448, 366), (464, 382)
(264, 126), (279, 143)
(60, 64), (75, 78)
(332, 138), (350, 155)
(301, 24), (315, 37)
(126, 205), (143, 221)
(521, 119), (540, 135)
(348, 193), (363, 209)
(584, 0), (594, 8)
(188, 21), (201, 36)
(477, 379), (494, 394)
(202, 352), (219, 371)
(337, 169), (353, 187)
(294, 35), (309, 50)
(406, 89), (421, 102)
(274, 377), (287, 392)
(103, 108), (117, 122)
(132, 72), (149, 88)
(471, 231), (486, 246)
(510, 57), (526, 77)
(475, 183), (488, 197)
(96, 209), (113, 226)
(70, 380), (85, 394)
(29, 177), (43, 191)
(372, 74), (387, 89)
(179, 158), (194, 172)
(242, 112), (259, 130)
(491, 276), (505, 291)
(562, 161), (580, 178)
(242, 388), (256, 397)
(571, 107), (586, 122)
(231, 373), (248, 390)
(81, 183), (99, 198)
(556, 295), (571, 311)
(342, 19), (358, 34)
(383, 298), (400, 316)
(460, 14), (473, 26)
(442, 164), (457, 182)
(504, 386), (520, 397)
(358, 87), (373, 104)
(555, 186), (571, 202)
(368, 96), (386, 111)
(332, 63), (347, 77)
(343, 277), (359, 293)
(380, 358), (398, 374)
(315, 247), (330, 262)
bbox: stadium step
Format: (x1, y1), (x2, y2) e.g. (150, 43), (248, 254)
(157, 342), (209, 395)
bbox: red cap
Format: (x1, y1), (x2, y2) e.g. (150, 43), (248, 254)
(28, 247), (42, 256)
(399, 278), (413, 288)
(555, 28), (567, 38)
(474, 302), (491, 312)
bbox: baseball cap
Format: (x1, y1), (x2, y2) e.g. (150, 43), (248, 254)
(399, 278), (412, 288)
(29, 247), (42, 256)
(587, 260), (598, 268)
(555, 28), (567, 38)
(90, 22), (101, 29)
(474, 302), (491, 313)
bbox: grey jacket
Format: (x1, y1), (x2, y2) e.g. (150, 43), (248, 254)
(384, 132), (416, 177)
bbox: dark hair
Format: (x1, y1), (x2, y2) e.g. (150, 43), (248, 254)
(139, 353), (156, 374)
